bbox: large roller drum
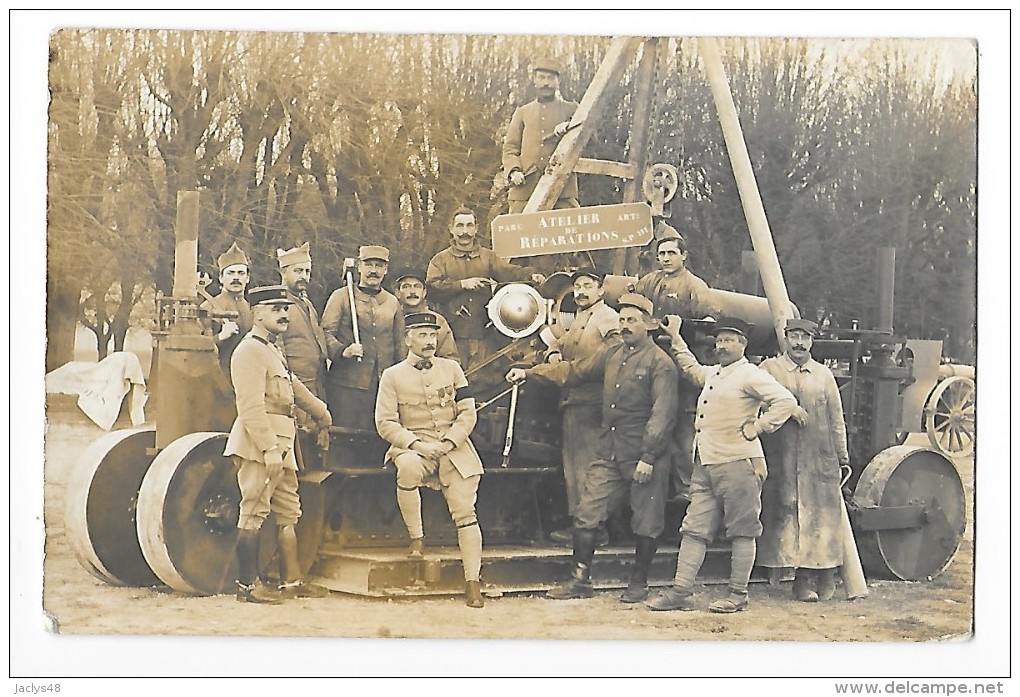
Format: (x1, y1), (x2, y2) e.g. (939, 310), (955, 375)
(136, 433), (271, 594)
(64, 426), (163, 587)
(851, 445), (967, 581)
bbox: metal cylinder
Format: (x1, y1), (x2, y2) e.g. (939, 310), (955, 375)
(875, 247), (896, 333)
(172, 191), (200, 300)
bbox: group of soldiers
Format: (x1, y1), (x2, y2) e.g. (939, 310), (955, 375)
(204, 56), (853, 611)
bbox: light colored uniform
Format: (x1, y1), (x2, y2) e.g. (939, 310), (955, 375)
(669, 337), (797, 542)
(376, 355), (483, 526)
(225, 326), (329, 530)
(757, 354), (849, 569)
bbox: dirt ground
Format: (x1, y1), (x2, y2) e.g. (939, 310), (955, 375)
(31, 409), (979, 676)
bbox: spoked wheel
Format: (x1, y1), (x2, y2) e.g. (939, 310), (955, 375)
(63, 426), (163, 587)
(923, 376), (976, 458)
(852, 445), (966, 581)
(136, 433), (274, 595)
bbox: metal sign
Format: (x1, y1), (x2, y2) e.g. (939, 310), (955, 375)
(490, 202), (654, 258)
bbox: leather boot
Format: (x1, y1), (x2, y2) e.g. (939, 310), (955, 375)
(793, 568), (819, 602)
(465, 580), (484, 608)
(620, 536), (657, 603)
(815, 567), (837, 601)
(546, 528), (596, 600)
(235, 530), (281, 604)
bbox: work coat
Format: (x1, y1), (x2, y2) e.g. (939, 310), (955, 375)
(757, 354), (850, 569)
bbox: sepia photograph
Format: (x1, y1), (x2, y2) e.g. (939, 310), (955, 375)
(12, 8), (1007, 687)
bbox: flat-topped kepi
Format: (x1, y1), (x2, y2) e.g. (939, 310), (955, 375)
(709, 316), (753, 339)
(532, 56), (564, 76)
(276, 242), (311, 269)
(617, 292), (654, 316)
(569, 267), (603, 284)
(393, 267), (426, 285)
(785, 318), (818, 335)
(405, 312), (440, 330)
(359, 245), (390, 262)
(216, 242), (249, 270)
(248, 285), (295, 307)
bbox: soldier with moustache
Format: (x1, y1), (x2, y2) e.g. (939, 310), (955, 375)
(321, 245), (405, 433)
(201, 242), (254, 381)
(502, 56), (580, 214)
(275, 243), (339, 466)
(757, 319), (851, 603)
(375, 312), (486, 608)
(646, 316), (796, 614)
(426, 205), (545, 373)
(633, 224), (723, 503)
(199, 242), (254, 431)
(542, 268), (622, 546)
(224, 285), (333, 603)
(507, 293), (679, 603)
(391, 267), (460, 363)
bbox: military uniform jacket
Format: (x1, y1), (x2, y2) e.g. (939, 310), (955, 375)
(426, 245), (533, 341)
(670, 337), (797, 465)
(502, 97), (579, 202)
(277, 290), (337, 397)
(633, 268), (722, 320)
(200, 291), (254, 376)
(529, 339), (679, 465)
(224, 326), (329, 466)
(375, 355), (483, 478)
(322, 285), (405, 391)
(545, 299), (621, 407)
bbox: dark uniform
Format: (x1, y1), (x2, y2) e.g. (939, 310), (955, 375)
(426, 244), (533, 372)
(322, 281), (404, 432)
(502, 56), (580, 213)
(634, 230), (723, 502)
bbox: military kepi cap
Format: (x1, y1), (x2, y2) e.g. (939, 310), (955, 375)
(533, 56), (564, 76)
(785, 318), (818, 336)
(570, 267), (603, 284)
(249, 285), (294, 307)
(710, 316), (752, 338)
(277, 242), (311, 269)
(216, 242), (250, 271)
(617, 292), (654, 316)
(394, 267), (426, 284)
(405, 312), (440, 330)
(359, 245), (390, 262)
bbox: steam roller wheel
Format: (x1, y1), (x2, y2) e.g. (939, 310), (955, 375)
(851, 445), (966, 581)
(64, 426), (162, 587)
(923, 376), (976, 458)
(136, 433), (273, 595)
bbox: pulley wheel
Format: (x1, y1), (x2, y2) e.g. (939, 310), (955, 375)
(136, 432), (275, 595)
(923, 376), (976, 458)
(64, 426), (162, 587)
(852, 445), (966, 581)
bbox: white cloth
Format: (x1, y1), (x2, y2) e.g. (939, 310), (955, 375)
(47, 352), (148, 430)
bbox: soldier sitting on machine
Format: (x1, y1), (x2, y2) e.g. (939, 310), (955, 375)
(375, 312), (486, 608)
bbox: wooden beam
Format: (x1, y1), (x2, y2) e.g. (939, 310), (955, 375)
(700, 37), (794, 352)
(573, 158), (637, 179)
(615, 38), (659, 275)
